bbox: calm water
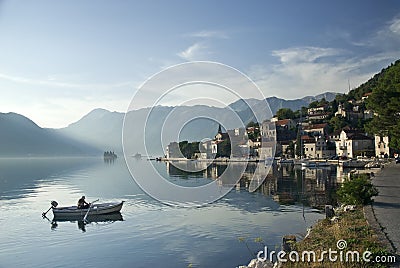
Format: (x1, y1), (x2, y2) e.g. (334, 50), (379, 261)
(0, 158), (331, 268)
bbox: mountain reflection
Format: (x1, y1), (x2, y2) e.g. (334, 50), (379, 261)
(166, 161), (338, 208)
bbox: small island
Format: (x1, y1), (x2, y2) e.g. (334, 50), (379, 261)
(104, 151), (117, 162)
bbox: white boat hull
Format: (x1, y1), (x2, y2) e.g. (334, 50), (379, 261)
(52, 201), (124, 218)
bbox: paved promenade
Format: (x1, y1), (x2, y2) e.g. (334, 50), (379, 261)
(369, 162), (400, 266)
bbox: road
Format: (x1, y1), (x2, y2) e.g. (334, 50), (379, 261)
(370, 162), (400, 266)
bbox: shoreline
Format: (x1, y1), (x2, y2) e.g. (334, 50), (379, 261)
(240, 160), (399, 268)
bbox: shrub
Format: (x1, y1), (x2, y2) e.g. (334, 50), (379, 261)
(337, 174), (378, 205)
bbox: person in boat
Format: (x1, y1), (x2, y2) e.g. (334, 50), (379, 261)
(77, 196), (90, 209)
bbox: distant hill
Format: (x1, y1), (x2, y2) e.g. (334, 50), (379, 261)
(0, 112), (98, 157)
(230, 92), (337, 120)
(58, 108), (125, 153)
(0, 92), (337, 156)
(60, 92), (337, 156)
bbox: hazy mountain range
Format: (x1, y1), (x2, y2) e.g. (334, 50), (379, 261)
(0, 92), (336, 156)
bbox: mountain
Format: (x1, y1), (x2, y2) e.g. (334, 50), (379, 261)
(301, 92), (337, 104)
(0, 112), (98, 156)
(229, 92), (337, 120)
(59, 92), (337, 156)
(1, 92), (337, 156)
(58, 108), (125, 153)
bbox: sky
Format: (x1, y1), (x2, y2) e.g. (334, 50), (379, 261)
(1, 0), (400, 128)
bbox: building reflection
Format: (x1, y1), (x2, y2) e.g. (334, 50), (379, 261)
(166, 161), (227, 179)
(253, 163), (337, 207)
(165, 161), (338, 208)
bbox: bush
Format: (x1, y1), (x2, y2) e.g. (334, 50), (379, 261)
(337, 174), (378, 205)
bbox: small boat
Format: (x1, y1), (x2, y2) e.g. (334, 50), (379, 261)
(301, 160), (330, 168)
(279, 159), (294, 164)
(301, 161), (317, 168)
(52, 201), (124, 218)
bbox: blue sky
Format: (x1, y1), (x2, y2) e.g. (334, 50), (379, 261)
(1, 0), (400, 128)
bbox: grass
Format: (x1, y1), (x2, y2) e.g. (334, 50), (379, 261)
(281, 207), (393, 267)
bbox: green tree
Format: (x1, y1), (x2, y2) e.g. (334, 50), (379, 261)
(329, 116), (348, 133)
(276, 108), (295, 120)
(366, 60), (400, 149)
(293, 107), (308, 119)
(246, 121), (260, 141)
(295, 129), (302, 157)
(285, 141), (295, 158)
(179, 141), (200, 159)
(246, 121), (258, 128)
(216, 139), (231, 158)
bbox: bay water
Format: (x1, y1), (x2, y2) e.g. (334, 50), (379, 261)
(0, 157), (331, 267)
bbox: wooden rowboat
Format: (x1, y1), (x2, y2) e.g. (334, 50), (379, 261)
(52, 201), (124, 218)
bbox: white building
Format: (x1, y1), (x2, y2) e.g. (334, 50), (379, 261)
(335, 130), (374, 158)
(375, 135), (390, 158)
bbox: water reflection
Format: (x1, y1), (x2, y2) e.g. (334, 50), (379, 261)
(0, 158), (326, 268)
(165, 161), (339, 208)
(0, 157), (99, 200)
(45, 213), (124, 232)
(166, 161), (227, 179)
(103, 157), (117, 164)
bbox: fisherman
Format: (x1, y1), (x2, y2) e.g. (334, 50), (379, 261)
(77, 196), (90, 209)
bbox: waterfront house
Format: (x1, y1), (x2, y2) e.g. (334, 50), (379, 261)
(335, 129), (374, 158)
(375, 135), (391, 158)
(166, 142), (181, 159)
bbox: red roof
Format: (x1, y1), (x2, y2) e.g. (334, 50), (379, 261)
(275, 119), (291, 126)
(301, 135), (315, 143)
(303, 123), (328, 130)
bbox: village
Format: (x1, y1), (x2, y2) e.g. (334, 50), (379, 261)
(165, 91), (392, 166)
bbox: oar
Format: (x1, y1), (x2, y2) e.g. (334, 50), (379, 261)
(42, 201), (59, 217)
(83, 199), (99, 223)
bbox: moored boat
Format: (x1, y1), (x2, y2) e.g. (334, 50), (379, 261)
(52, 201), (124, 218)
(279, 158), (294, 164)
(301, 160), (331, 168)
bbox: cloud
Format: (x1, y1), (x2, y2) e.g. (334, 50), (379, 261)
(188, 30), (228, 39)
(248, 46), (399, 100)
(353, 15), (400, 49)
(389, 17), (400, 35)
(271, 46), (342, 64)
(248, 13), (400, 100)
(177, 43), (208, 61)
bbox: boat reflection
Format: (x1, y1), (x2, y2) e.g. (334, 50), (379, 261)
(48, 212), (123, 232)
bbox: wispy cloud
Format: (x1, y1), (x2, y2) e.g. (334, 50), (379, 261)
(177, 43), (208, 61)
(271, 47), (342, 64)
(248, 46), (399, 100)
(248, 14), (400, 100)
(351, 15), (400, 49)
(388, 17), (400, 35)
(188, 30), (228, 39)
